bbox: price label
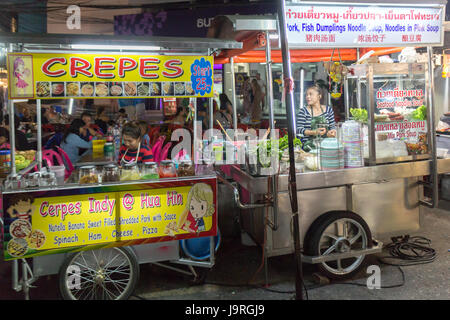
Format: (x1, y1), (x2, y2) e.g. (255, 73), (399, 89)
(190, 58), (213, 96)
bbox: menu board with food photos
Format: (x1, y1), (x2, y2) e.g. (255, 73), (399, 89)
(7, 53), (213, 99)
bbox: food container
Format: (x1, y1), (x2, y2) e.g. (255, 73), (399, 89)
(177, 160), (195, 177)
(79, 166), (99, 184)
(120, 163), (141, 181)
(24, 172), (40, 188)
(102, 164), (120, 182)
(5, 174), (22, 190)
(92, 139), (106, 153)
(0, 149), (11, 173)
(105, 135), (114, 142)
(140, 162), (159, 180)
(49, 165), (65, 185)
(39, 172), (57, 187)
(159, 160), (177, 178)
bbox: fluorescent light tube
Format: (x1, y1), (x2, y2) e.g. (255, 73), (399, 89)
(71, 44), (161, 51)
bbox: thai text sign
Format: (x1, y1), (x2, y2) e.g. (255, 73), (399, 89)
(285, 3), (444, 48)
(7, 52), (214, 99)
(2, 180), (217, 260)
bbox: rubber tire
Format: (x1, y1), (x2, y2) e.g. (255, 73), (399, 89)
(58, 247), (140, 300)
(304, 211), (372, 280)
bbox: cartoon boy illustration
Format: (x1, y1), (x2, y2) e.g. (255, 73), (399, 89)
(177, 183), (214, 234)
(6, 194), (35, 222)
(12, 57), (31, 96)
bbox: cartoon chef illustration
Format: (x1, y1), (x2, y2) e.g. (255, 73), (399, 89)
(6, 194), (35, 222)
(177, 183), (215, 234)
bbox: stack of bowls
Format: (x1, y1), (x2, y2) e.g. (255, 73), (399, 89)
(342, 120), (364, 168)
(319, 138), (344, 171)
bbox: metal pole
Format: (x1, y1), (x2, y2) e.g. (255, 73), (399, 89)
(427, 46), (438, 208)
(277, 0), (304, 301)
(193, 98), (199, 164)
(300, 68), (305, 114)
(265, 31), (278, 231)
(367, 65), (376, 166)
(265, 32), (275, 131)
(8, 100), (16, 175)
(36, 99), (43, 171)
(230, 57), (238, 130)
(208, 49), (214, 131)
(344, 78), (350, 120)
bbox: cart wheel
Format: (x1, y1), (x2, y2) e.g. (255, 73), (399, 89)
(59, 247), (139, 300)
(304, 211), (372, 280)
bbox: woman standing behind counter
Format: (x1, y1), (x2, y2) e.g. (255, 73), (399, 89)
(118, 122), (153, 165)
(296, 84), (337, 144)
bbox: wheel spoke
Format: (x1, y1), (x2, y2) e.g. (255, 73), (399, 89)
(336, 259), (342, 271)
(322, 244), (337, 256)
(323, 232), (339, 241)
(349, 230), (363, 245)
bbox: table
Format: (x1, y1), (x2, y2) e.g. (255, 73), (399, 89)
(75, 152), (115, 167)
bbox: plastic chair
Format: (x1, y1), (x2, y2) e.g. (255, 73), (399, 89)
(159, 142), (172, 162)
(151, 136), (165, 157)
(55, 146), (75, 179)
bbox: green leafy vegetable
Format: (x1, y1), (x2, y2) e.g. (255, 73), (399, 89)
(350, 108), (368, 123)
(412, 105), (427, 120)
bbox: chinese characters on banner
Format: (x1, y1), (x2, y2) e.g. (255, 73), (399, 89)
(285, 4), (443, 47)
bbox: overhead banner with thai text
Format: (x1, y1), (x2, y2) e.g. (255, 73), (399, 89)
(7, 52), (214, 99)
(285, 3), (445, 48)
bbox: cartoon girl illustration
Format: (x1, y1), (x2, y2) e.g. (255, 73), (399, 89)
(177, 183), (214, 234)
(13, 57), (31, 95)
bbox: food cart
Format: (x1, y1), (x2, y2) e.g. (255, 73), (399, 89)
(0, 32), (242, 300)
(210, 1), (450, 284)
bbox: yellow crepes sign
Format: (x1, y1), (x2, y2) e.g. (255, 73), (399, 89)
(7, 52), (214, 99)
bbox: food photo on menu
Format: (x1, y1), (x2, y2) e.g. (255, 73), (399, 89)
(36, 81), (50, 97)
(151, 82), (161, 96)
(174, 82), (185, 96)
(163, 82), (174, 96)
(51, 82), (65, 97)
(137, 82), (150, 96)
(124, 82), (137, 96)
(185, 82), (195, 96)
(110, 82), (123, 97)
(80, 82), (94, 97)
(66, 82), (80, 97)
(95, 82), (109, 97)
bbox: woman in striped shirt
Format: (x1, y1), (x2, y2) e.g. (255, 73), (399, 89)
(118, 122), (153, 165)
(296, 84), (336, 143)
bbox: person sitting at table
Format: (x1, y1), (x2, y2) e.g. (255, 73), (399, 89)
(80, 112), (103, 141)
(118, 122), (153, 166)
(95, 107), (109, 135)
(0, 127), (10, 150)
(61, 119), (97, 165)
(4, 115), (33, 151)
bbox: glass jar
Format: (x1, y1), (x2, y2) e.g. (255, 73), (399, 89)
(25, 172), (40, 188)
(5, 174), (22, 190)
(120, 163), (141, 181)
(177, 160), (195, 177)
(102, 164), (120, 182)
(39, 172), (57, 187)
(0, 150), (11, 174)
(140, 162), (159, 180)
(79, 166), (99, 184)
(159, 160), (177, 178)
